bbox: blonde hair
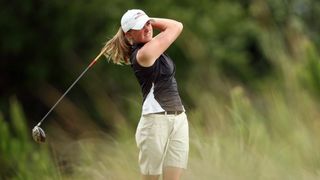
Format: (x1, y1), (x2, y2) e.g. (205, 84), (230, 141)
(103, 27), (131, 65)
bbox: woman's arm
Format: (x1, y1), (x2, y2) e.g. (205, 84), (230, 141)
(137, 18), (183, 67)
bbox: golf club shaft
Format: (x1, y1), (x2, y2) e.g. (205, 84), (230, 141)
(37, 49), (106, 127)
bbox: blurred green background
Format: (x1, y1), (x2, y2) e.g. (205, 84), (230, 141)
(1, 0), (320, 179)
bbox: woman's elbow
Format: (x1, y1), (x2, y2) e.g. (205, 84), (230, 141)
(177, 21), (183, 32)
(173, 21), (183, 35)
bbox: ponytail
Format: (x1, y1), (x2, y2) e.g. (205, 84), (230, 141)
(103, 27), (131, 65)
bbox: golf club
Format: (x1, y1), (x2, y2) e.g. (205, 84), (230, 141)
(32, 48), (107, 143)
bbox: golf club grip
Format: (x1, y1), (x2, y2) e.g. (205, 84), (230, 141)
(37, 48), (106, 127)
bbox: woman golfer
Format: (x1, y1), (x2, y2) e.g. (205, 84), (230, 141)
(103, 9), (189, 180)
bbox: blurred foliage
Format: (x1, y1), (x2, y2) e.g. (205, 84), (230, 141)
(1, 0), (320, 179)
(0, 97), (58, 179)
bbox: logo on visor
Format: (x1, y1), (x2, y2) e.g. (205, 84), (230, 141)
(134, 12), (144, 19)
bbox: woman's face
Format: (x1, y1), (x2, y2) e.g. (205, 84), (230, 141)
(126, 21), (153, 44)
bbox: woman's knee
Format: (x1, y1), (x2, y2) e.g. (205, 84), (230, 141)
(163, 166), (183, 180)
(142, 175), (160, 180)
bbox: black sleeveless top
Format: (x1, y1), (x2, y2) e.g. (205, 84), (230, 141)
(130, 43), (184, 114)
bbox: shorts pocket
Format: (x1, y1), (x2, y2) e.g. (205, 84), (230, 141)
(135, 115), (155, 148)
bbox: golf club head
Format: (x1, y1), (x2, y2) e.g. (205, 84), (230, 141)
(32, 126), (46, 143)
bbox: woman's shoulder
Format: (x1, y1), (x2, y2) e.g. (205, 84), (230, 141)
(130, 43), (158, 70)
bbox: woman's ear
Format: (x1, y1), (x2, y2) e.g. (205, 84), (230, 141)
(125, 31), (132, 39)
(125, 32), (133, 45)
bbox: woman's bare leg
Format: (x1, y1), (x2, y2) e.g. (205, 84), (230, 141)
(142, 175), (160, 180)
(163, 167), (183, 180)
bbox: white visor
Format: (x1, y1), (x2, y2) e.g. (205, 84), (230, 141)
(121, 9), (151, 33)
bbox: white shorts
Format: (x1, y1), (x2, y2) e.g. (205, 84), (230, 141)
(135, 112), (189, 175)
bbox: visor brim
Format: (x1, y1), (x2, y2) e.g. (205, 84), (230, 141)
(131, 15), (151, 30)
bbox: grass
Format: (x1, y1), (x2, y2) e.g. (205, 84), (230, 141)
(2, 78), (320, 180)
(38, 83), (320, 180)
